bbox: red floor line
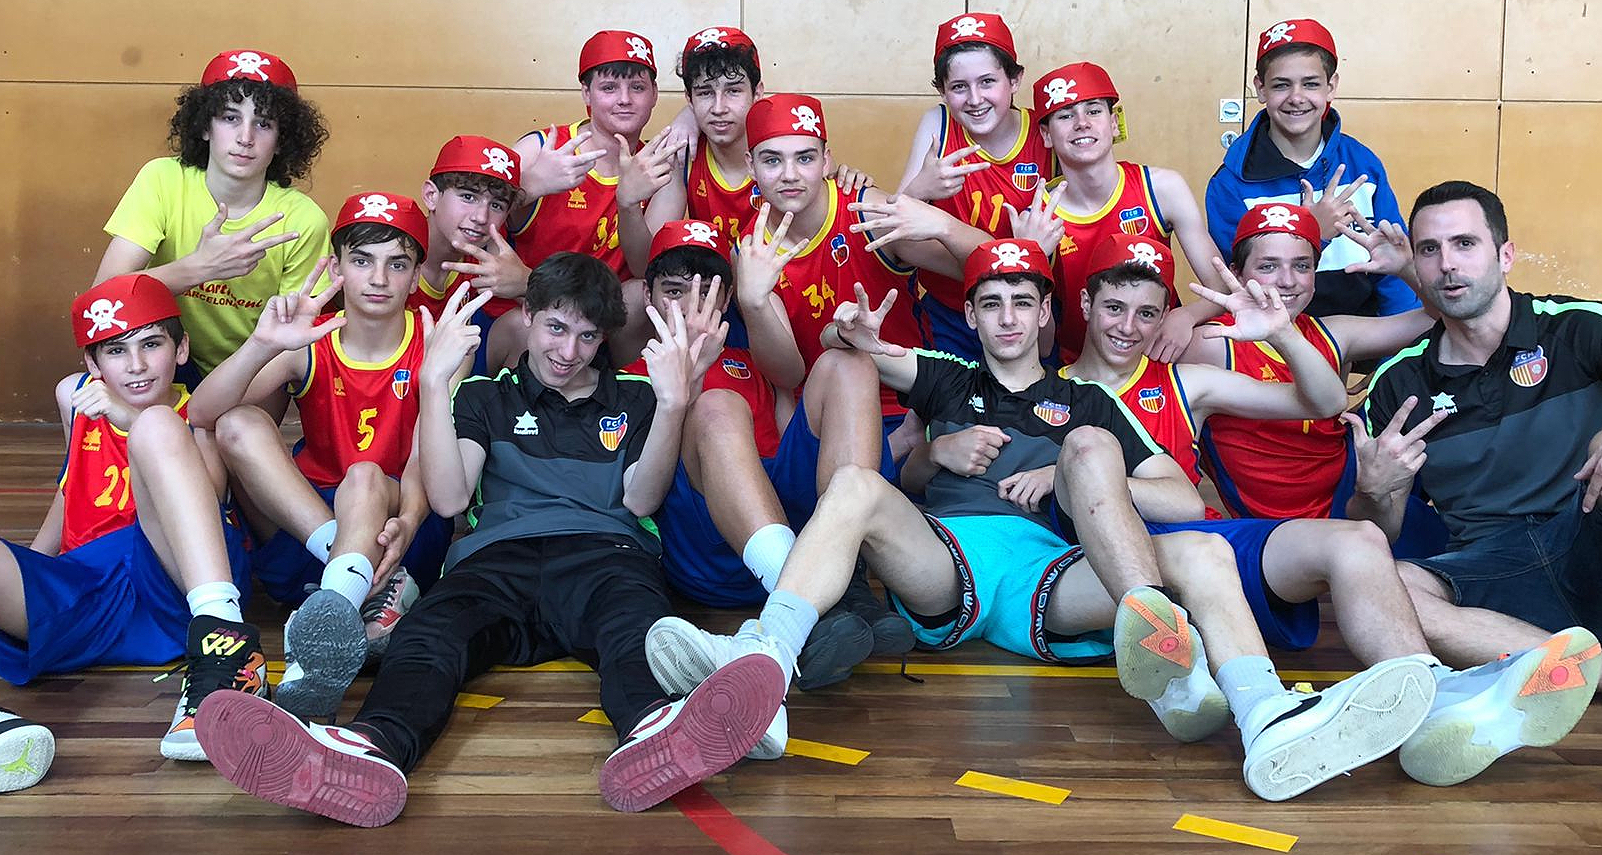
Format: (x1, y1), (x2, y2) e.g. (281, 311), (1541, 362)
(670, 785), (789, 855)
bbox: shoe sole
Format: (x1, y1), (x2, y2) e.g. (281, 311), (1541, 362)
(0, 722), (55, 792)
(195, 691), (406, 827)
(160, 726), (208, 762)
(276, 591), (368, 718)
(1245, 659), (1434, 801)
(796, 611), (874, 691)
(1401, 629), (1602, 786)
(1113, 588), (1196, 701)
(600, 653), (785, 813)
(646, 617), (722, 697)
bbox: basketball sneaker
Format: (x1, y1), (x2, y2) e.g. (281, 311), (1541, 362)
(1113, 587), (1231, 742)
(361, 567), (420, 661)
(161, 617), (269, 761)
(1401, 627), (1601, 786)
(648, 618), (790, 759)
(276, 588), (369, 718)
(1242, 656), (1435, 801)
(600, 652), (786, 812)
(195, 690), (406, 827)
(0, 709), (54, 793)
(838, 559), (916, 657)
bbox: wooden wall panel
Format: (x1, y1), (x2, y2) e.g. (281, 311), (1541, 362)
(1497, 103), (1602, 300)
(1245, 0), (1503, 99)
(1503, 1), (1602, 101)
(742, 0), (964, 96)
(0, 1), (741, 90)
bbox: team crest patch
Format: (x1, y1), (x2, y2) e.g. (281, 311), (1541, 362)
(722, 358), (752, 379)
(1012, 163), (1040, 193)
(830, 234), (850, 266)
(1118, 206), (1149, 235)
(1137, 386), (1165, 413)
(1509, 345), (1548, 387)
(1033, 399), (1071, 426)
(749, 186), (764, 211)
(598, 413), (629, 451)
(391, 368), (412, 400)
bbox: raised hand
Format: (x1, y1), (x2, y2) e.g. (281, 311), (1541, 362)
(832, 282), (907, 356)
(70, 378), (136, 429)
(678, 274), (731, 381)
(191, 204), (299, 281)
(526, 130), (607, 196)
(834, 161), (879, 195)
(1005, 180), (1068, 257)
(1342, 395), (1448, 498)
(1300, 164), (1370, 240)
(617, 131), (688, 207)
(1339, 214), (1413, 279)
(442, 228), (531, 300)
(998, 465), (1054, 512)
(1190, 257), (1291, 344)
(419, 283), (495, 388)
(848, 193), (950, 253)
(252, 256), (346, 351)
(930, 425), (1010, 476)
(903, 137), (986, 201)
(641, 300), (710, 412)
(736, 202), (794, 308)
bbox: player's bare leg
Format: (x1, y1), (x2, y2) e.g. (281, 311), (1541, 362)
(1396, 561), (1550, 667)
(215, 404), (333, 543)
(681, 389), (786, 551)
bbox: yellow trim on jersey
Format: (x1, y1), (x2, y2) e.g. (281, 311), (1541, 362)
(1135, 165), (1173, 239)
(1110, 355), (1150, 397)
(294, 343), (318, 400)
(770, 179), (841, 261)
(570, 121), (620, 187)
(1050, 167), (1128, 226)
(960, 107), (1032, 165)
(703, 143), (752, 193)
(1167, 362), (1200, 439)
(418, 269), (461, 302)
(331, 310), (418, 371)
(102, 385), (191, 439)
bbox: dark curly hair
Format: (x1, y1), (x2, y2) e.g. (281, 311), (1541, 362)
(167, 78), (329, 187)
(679, 44), (761, 95)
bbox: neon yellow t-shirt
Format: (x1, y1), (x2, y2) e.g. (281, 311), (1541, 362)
(103, 157), (332, 374)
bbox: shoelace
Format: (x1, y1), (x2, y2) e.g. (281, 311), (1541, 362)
(361, 572), (408, 623)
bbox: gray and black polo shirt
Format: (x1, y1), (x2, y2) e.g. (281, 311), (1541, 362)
(904, 350), (1166, 531)
(1363, 289), (1602, 549)
(444, 356), (659, 570)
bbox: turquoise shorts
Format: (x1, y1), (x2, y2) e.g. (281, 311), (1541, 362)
(888, 514), (1113, 663)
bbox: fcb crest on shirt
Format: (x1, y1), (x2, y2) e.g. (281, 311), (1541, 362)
(392, 368), (412, 400)
(598, 413), (629, 451)
(1118, 206), (1149, 235)
(1033, 399), (1071, 426)
(830, 234), (850, 266)
(722, 358), (752, 379)
(1012, 163), (1040, 193)
(1137, 386), (1165, 413)
(1509, 345), (1548, 387)
(749, 186), (764, 211)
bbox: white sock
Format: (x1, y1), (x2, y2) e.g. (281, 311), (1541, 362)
(305, 519), (338, 563)
(1216, 654), (1290, 743)
(186, 581), (243, 623)
(741, 524), (796, 592)
(320, 553), (374, 609)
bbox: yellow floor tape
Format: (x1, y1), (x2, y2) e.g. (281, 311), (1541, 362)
(1174, 814), (1298, 851)
(954, 770), (1070, 805)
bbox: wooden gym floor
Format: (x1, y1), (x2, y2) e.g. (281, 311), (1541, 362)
(0, 423), (1598, 854)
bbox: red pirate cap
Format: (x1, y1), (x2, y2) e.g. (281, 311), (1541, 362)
(934, 13), (1017, 64)
(680, 26), (759, 74)
(430, 135), (521, 188)
(580, 30), (657, 78)
(963, 238), (1052, 293)
(72, 274), (180, 348)
(746, 94), (827, 149)
(201, 49), (298, 93)
(333, 193), (430, 257)
(1033, 62), (1119, 121)
(1234, 203), (1323, 261)
(650, 220), (729, 263)
(1087, 233), (1175, 288)
(1256, 19), (1337, 64)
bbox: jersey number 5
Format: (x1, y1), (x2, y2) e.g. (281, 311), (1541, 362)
(356, 408), (379, 451)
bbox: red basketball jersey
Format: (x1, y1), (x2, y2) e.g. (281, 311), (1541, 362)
(750, 181), (924, 416)
(924, 105), (1055, 311)
(509, 122), (635, 282)
(1052, 161), (1176, 362)
(291, 311), (426, 488)
(59, 384), (192, 552)
(1099, 356), (1224, 520)
(1199, 313), (1346, 519)
(685, 141), (759, 249)
(406, 268), (478, 322)
(625, 345), (780, 458)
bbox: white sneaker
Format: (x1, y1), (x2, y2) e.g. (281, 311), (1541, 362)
(1113, 587), (1231, 742)
(194, 690), (407, 827)
(1402, 627), (1601, 786)
(646, 618), (789, 760)
(0, 709), (54, 793)
(600, 652), (786, 812)
(1242, 657), (1435, 801)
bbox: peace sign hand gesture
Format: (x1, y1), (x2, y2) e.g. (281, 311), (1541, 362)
(678, 274), (732, 382)
(442, 228), (532, 300)
(641, 300), (712, 412)
(617, 130), (688, 207)
(832, 283), (907, 356)
(1341, 395), (1447, 498)
(252, 256), (346, 352)
(1190, 257), (1291, 344)
(904, 138), (988, 201)
(736, 202), (794, 309)
(1339, 213), (1414, 280)
(191, 204), (300, 282)
(1005, 180), (1068, 258)
(525, 130), (608, 196)
(419, 284), (495, 388)
(1300, 164), (1370, 241)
